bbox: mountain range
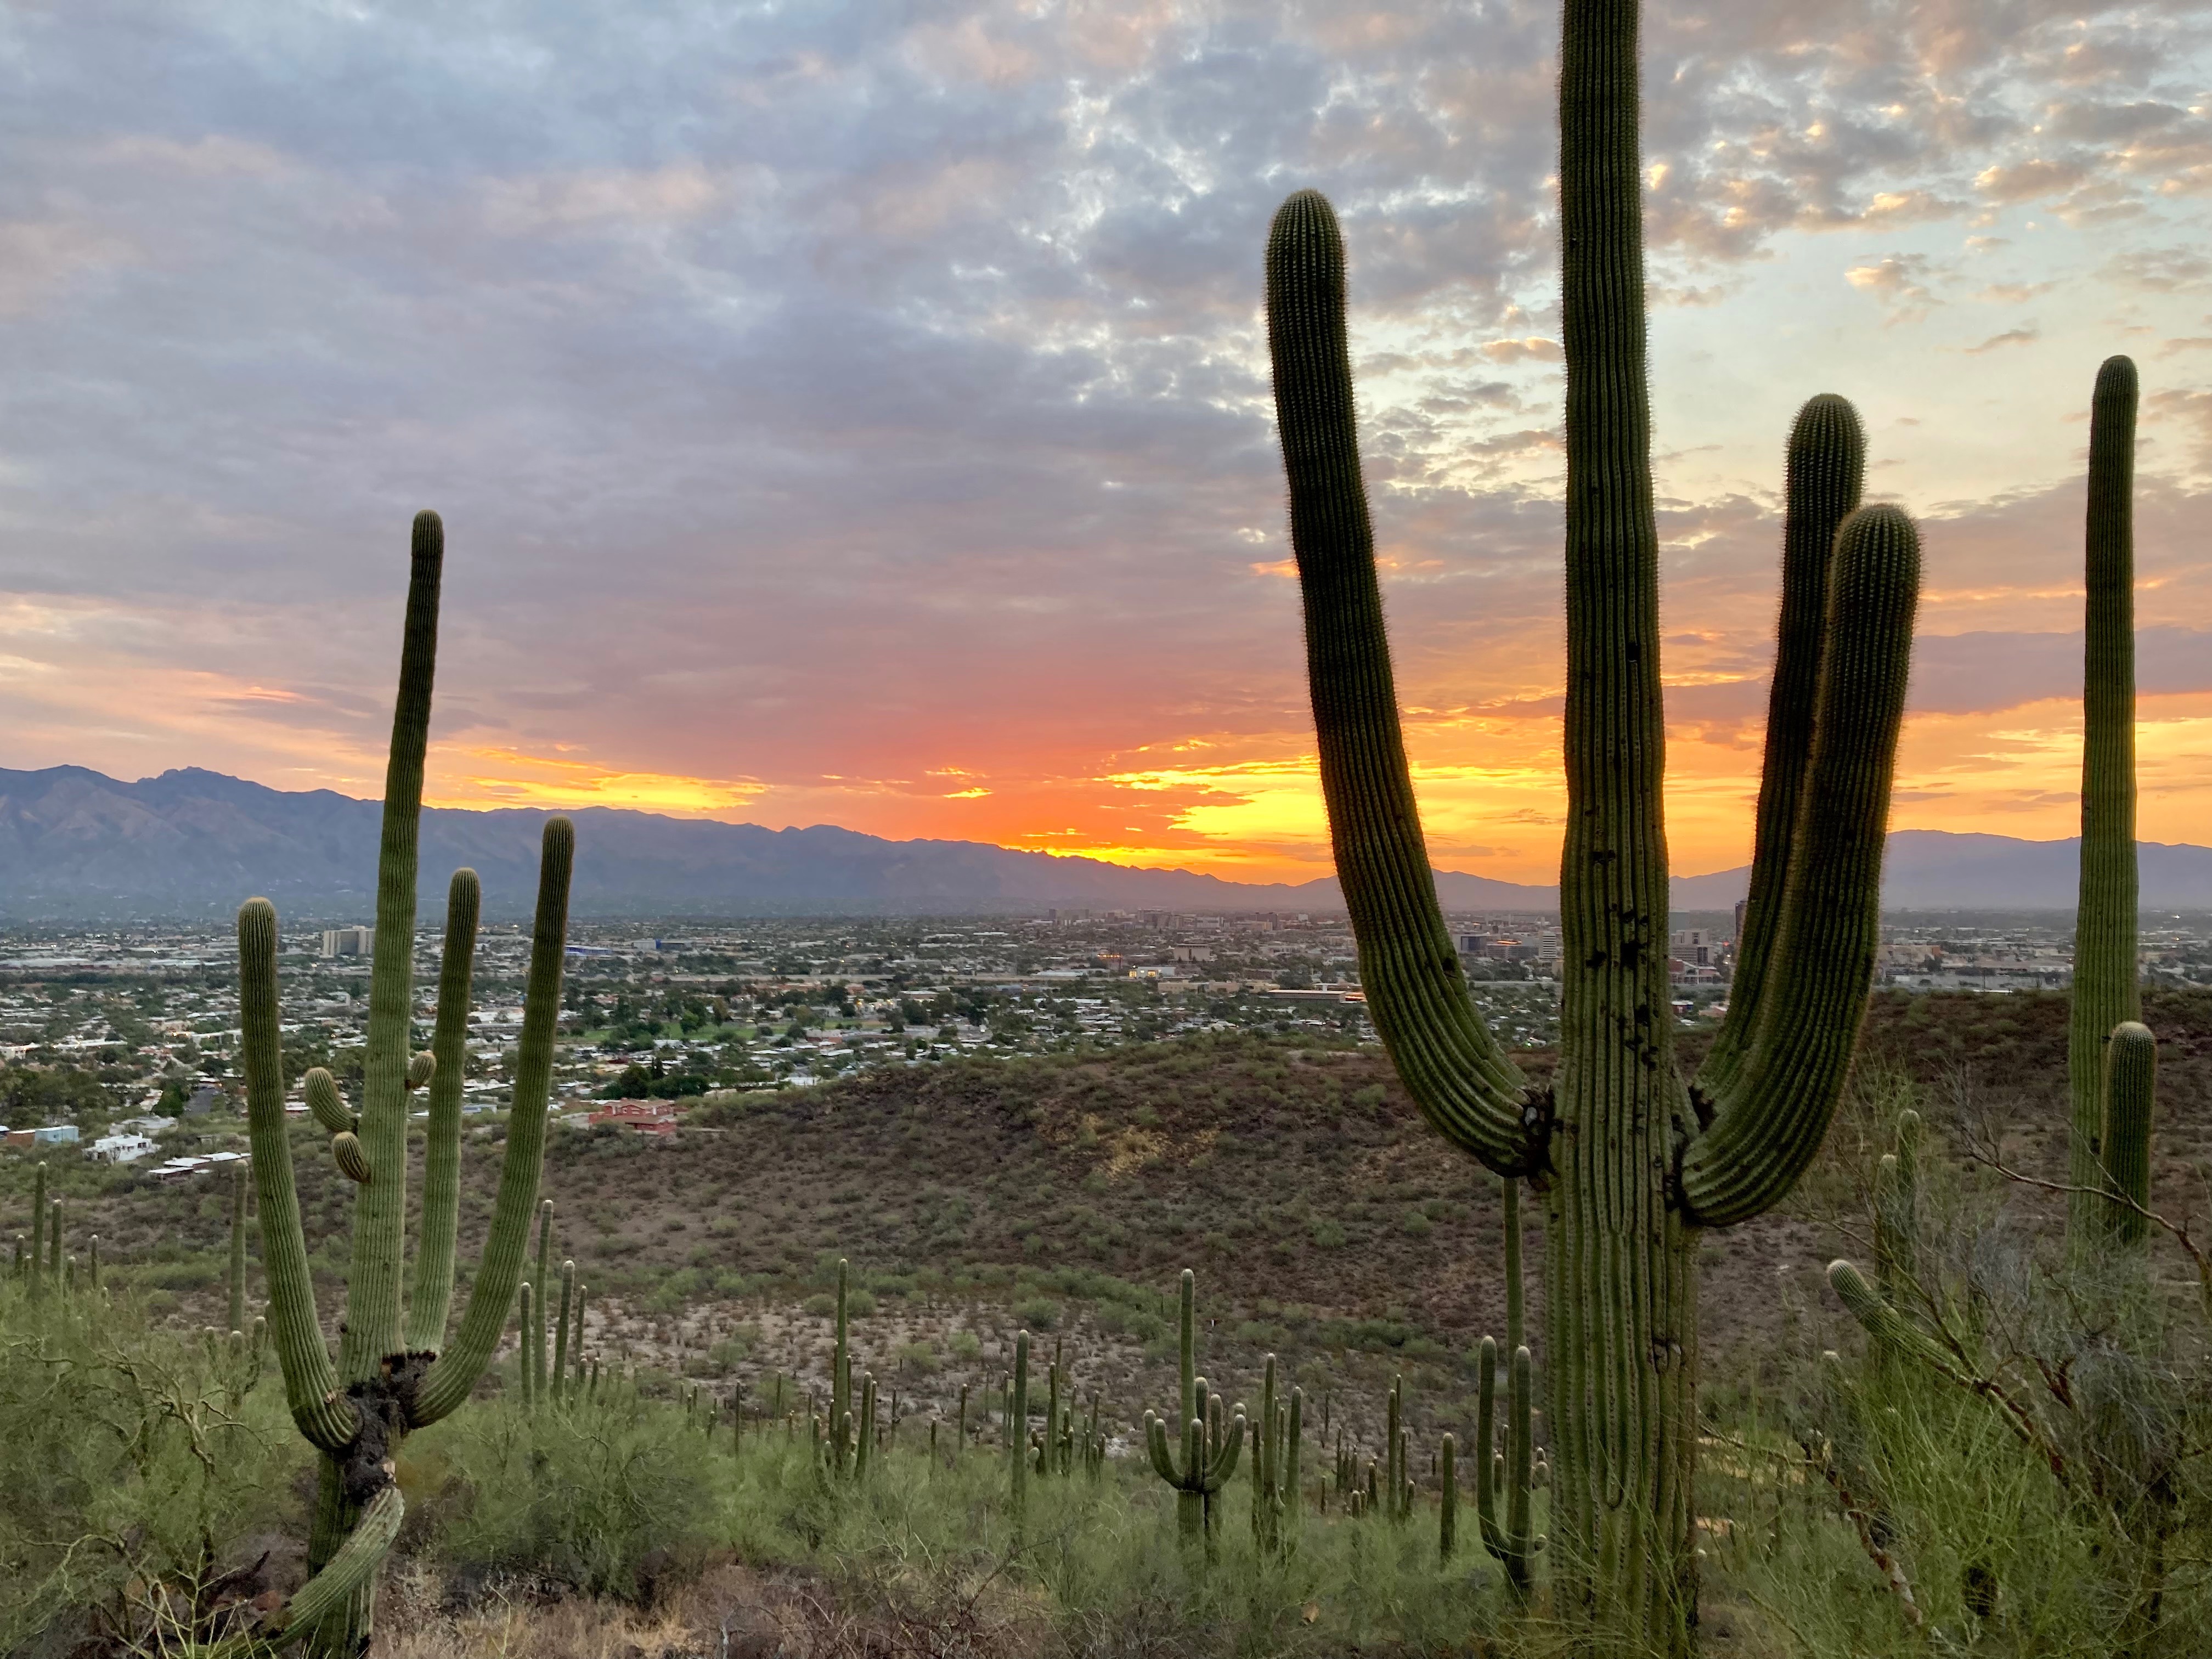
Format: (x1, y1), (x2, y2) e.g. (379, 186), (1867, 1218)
(3, 764), (2211, 918)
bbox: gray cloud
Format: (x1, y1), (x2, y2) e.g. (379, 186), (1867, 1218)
(1, 0), (2211, 817)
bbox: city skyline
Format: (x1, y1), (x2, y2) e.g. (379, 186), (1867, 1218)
(5, 1), (2212, 884)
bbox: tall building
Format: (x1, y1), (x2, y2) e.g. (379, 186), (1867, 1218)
(319, 926), (374, 958)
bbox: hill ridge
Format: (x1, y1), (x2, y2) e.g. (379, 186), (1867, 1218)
(7, 763), (2212, 916)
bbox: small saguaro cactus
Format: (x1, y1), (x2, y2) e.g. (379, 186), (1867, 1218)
(1250, 1353), (1302, 1554)
(532, 1201), (555, 1401)
(516, 1283), (535, 1407)
(1384, 1373), (1413, 1523)
(2066, 356), (2155, 1259)
(1266, 162), (1917, 1638)
(1009, 1330), (1031, 1520)
(552, 1260), (576, 1405)
(27, 1163), (46, 1300)
(1084, 1391), (1106, 1478)
(1873, 1108), (1922, 1303)
(855, 1371), (879, 1479)
(227, 1164), (250, 1335)
(1476, 1337), (1538, 1594)
(235, 514), (575, 1657)
(832, 1259), (853, 1464)
(1142, 1269), (1246, 1548)
(1440, 1432), (1459, 1562)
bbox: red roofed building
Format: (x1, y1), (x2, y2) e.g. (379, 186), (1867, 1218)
(587, 1098), (683, 1135)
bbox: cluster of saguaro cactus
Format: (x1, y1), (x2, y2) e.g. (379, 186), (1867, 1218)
(12, 1161), (98, 1300)
(1474, 1337), (1538, 1593)
(1267, 86), (1919, 1632)
(1249, 1353), (1302, 1554)
(15, 1162), (64, 1296)
(234, 513), (575, 1657)
(1468, 1173), (1541, 1590)
(1835, 358), (2152, 1371)
(2066, 357), (2158, 1260)
(515, 1201), (589, 1409)
(1383, 1373), (1413, 1522)
(1143, 1269), (1245, 1549)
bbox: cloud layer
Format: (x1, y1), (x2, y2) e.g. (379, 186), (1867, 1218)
(4, 0), (2212, 882)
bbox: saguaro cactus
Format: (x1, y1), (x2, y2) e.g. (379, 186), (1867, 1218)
(532, 1201), (555, 1402)
(1250, 1353), (1302, 1554)
(552, 1260), (575, 1406)
(2066, 357), (2154, 1257)
(832, 1258), (853, 1463)
(236, 514), (575, 1656)
(1142, 1269), (1245, 1547)
(1384, 1373), (1411, 1523)
(1873, 1109), (1922, 1302)
(1009, 1330), (1030, 1520)
(27, 1163), (46, 1300)
(227, 1166), (249, 1335)
(1475, 1337), (1538, 1594)
(1266, 142), (1917, 1641)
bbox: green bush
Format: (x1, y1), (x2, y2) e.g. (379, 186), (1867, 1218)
(414, 1396), (719, 1599)
(0, 1286), (308, 1653)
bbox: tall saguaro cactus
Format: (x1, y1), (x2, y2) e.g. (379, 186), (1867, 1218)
(1143, 1269), (1245, 1548)
(2067, 356), (2153, 1256)
(1267, 106), (1918, 1650)
(236, 514), (576, 1656)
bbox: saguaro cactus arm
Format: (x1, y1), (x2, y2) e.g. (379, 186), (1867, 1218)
(224, 1485), (404, 1652)
(239, 899), (359, 1453)
(1828, 1260), (1968, 1384)
(1699, 396), (1866, 1094)
(2100, 1020), (2158, 1247)
(405, 867), (481, 1351)
(415, 818), (574, 1426)
(1263, 190), (1540, 1177)
(1679, 504), (1920, 1226)
(342, 510), (443, 1380)
(2069, 355), (2143, 1245)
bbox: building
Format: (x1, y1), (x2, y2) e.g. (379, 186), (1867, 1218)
(1671, 928), (1716, 967)
(586, 1099), (684, 1135)
(320, 926), (374, 958)
(5, 1123), (82, 1147)
(89, 1133), (156, 1164)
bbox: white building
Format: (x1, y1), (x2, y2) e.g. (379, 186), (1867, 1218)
(88, 1133), (156, 1164)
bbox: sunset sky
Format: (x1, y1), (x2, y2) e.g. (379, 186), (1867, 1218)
(5, 0), (2212, 885)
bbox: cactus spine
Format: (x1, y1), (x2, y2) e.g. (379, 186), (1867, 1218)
(1142, 1269), (1245, 1549)
(1267, 131), (1917, 1635)
(227, 1165), (249, 1334)
(2067, 357), (2152, 1256)
(236, 514), (575, 1656)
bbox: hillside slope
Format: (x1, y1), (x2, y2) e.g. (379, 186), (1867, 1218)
(32, 992), (2212, 1430)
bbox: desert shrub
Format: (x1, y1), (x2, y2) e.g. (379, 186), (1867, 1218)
(415, 1396), (719, 1600)
(0, 1286), (308, 1654)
